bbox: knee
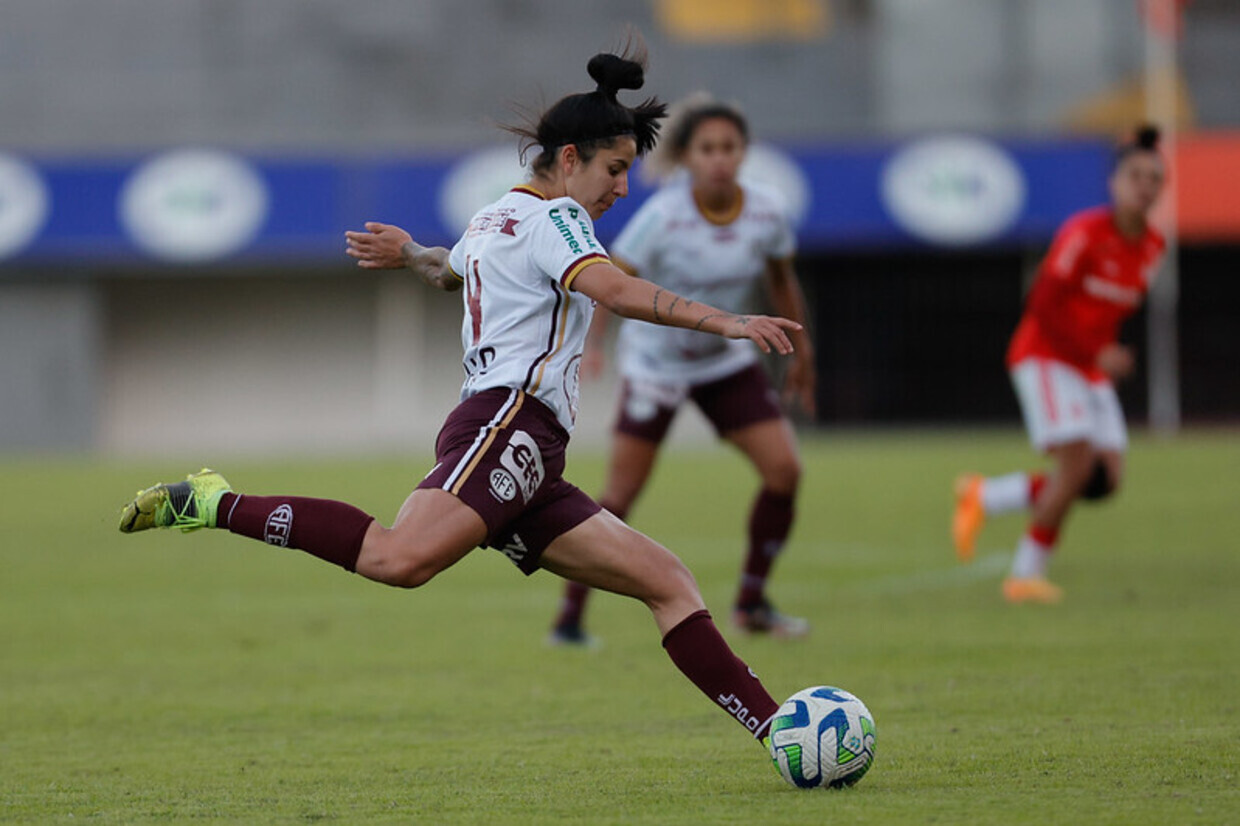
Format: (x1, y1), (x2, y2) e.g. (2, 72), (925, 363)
(762, 455), (802, 495)
(1079, 460), (1119, 502)
(361, 537), (442, 588)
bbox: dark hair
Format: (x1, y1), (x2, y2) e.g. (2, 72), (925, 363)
(668, 103), (749, 156)
(507, 43), (667, 173)
(1115, 124), (1162, 168)
(641, 93), (748, 182)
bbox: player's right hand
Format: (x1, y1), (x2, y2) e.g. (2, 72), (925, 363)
(725, 315), (801, 356)
(346, 222), (413, 269)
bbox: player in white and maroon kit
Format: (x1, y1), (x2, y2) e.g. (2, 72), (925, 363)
(548, 95), (816, 643)
(118, 48), (809, 756)
(952, 126), (1167, 603)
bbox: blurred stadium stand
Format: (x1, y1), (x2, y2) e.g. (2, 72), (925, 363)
(0, 0), (1237, 453)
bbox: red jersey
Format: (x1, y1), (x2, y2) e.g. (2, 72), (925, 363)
(1007, 207), (1165, 381)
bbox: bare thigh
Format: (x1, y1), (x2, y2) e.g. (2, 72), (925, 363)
(354, 488), (487, 587)
(539, 510), (706, 635)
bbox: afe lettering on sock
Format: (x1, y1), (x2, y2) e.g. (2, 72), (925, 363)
(264, 505), (294, 547)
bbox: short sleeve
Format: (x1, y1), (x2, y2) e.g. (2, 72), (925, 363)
(610, 196), (664, 274)
(447, 237), (467, 282)
(527, 200), (610, 290)
(754, 185), (796, 260)
(769, 206), (797, 260)
(1041, 217), (1090, 282)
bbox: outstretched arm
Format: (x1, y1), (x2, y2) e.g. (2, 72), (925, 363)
(345, 222), (461, 292)
(572, 262), (800, 356)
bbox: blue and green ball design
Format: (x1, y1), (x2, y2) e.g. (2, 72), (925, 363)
(769, 686), (877, 789)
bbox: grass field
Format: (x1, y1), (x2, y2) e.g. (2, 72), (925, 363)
(1, 430), (1237, 824)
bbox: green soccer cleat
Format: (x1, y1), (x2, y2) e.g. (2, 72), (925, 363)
(118, 468), (231, 534)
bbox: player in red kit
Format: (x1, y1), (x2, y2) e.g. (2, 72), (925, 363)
(953, 126), (1167, 603)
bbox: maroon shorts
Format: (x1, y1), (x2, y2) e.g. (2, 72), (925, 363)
(615, 363), (784, 445)
(417, 388), (601, 575)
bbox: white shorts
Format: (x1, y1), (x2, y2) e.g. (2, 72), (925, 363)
(1010, 358), (1127, 453)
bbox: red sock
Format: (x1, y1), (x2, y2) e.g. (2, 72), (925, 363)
(553, 498), (631, 630)
(1028, 473), (1048, 506)
(1028, 522), (1059, 549)
(737, 489), (794, 607)
(217, 492), (374, 573)
(662, 610), (779, 739)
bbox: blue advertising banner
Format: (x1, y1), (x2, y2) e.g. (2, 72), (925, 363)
(0, 136), (1112, 266)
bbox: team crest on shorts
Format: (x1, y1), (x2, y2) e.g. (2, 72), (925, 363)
(489, 468), (518, 502)
(499, 430), (544, 503)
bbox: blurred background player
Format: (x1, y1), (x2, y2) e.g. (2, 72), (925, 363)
(548, 93), (816, 645)
(952, 126), (1167, 604)
(119, 45), (806, 752)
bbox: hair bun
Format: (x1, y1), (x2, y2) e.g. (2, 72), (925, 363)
(1135, 124), (1161, 151)
(587, 53), (645, 100)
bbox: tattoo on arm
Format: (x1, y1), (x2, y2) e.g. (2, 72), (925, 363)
(652, 288), (666, 322)
(667, 295), (681, 317)
(693, 312), (730, 332)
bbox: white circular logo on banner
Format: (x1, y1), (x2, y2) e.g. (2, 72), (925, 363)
(740, 143), (812, 227)
(120, 149), (269, 261)
(441, 146), (527, 236)
(0, 154), (50, 259)
(881, 136), (1026, 245)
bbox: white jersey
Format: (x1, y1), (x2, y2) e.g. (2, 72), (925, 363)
(447, 185), (609, 432)
(612, 179), (796, 385)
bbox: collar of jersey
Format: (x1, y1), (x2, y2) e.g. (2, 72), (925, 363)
(693, 186), (745, 226)
(511, 185), (549, 200)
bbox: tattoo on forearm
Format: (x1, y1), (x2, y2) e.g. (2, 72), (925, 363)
(652, 288), (666, 322)
(694, 312), (728, 332)
(667, 295), (681, 317)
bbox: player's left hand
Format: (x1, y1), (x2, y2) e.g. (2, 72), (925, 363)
(346, 222), (413, 269)
(1096, 343), (1135, 380)
(782, 353), (817, 418)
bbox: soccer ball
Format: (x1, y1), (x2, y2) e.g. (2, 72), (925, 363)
(768, 686), (877, 789)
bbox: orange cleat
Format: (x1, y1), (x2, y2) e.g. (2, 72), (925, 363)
(952, 474), (985, 562)
(1002, 577), (1064, 604)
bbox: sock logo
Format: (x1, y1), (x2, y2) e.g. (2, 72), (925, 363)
(264, 504), (294, 547)
(718, 692), (761, 732)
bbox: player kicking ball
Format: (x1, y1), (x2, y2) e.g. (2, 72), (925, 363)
(953, 126), (1167, 604)
(119, 42), (804, 755)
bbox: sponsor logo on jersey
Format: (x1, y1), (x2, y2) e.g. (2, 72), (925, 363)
(264, 504), (294, 547)
(548, 207), (584, 255)
(489, 468), (518, 502)
(499, 429), (544, 503)
(1083, 274), (1142, 306)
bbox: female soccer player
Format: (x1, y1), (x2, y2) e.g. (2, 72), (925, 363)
(547, 94), (815, 645)
(952, 126), (1167, 604)
(119, 47), (802, 750)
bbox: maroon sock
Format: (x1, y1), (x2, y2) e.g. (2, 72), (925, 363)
(216, 492), (374, 573)
(661, 610), (779, 739)
(552, 498), (631, 630)
(737, 489), (795, 607)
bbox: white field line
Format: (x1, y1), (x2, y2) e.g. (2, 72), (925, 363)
(854, 551), (1009, 596)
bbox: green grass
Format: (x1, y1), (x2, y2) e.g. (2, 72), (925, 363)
(1, 430), (1237, 824)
